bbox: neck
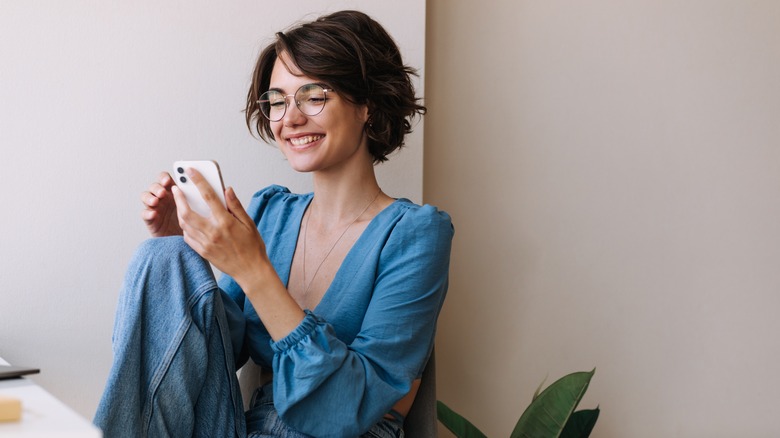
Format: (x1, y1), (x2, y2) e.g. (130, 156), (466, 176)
(310, 155), (382, 225)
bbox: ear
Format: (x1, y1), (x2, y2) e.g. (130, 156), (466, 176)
(358, 104), (370, 124)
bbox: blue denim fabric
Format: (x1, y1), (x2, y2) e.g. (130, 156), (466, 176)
(94, 237), (247, 438)
(219, 186), (453, 436)
(246, 383), (404, 438)
(94, 186), (453, 437)
(93, 236), (406, 437)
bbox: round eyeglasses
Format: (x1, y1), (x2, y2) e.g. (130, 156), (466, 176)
(258, 83), (334, 122)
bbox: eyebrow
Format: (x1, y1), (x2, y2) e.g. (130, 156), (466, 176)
(266, 82), (332, 93)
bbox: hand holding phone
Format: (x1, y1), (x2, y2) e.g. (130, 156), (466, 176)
(172, 160), (226, 217)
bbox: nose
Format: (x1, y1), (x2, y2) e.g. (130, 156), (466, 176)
(282, 96), (307, 126)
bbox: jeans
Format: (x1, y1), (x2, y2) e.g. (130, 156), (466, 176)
(246, 383), (404, 438)
(94, 237), (403, 438)
(94, 237), (246, 438)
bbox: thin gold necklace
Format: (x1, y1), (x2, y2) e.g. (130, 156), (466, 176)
(301, 188), (382, 300)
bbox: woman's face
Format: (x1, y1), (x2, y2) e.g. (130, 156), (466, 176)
(269, 53), (370, 173)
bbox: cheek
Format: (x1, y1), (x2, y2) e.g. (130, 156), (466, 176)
(270, 122), (283, 144)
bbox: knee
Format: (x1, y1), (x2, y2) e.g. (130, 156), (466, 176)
(130, 236), (208, 274)
(124, 236), (216, 296)
(135, 236), (190, 259)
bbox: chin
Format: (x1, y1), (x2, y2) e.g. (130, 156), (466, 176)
(285, 157), (321, 173)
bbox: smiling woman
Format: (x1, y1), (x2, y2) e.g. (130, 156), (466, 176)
(93, 9), (452, 438)
(262, 54), (372, 175)
(245, 12), (425, 164)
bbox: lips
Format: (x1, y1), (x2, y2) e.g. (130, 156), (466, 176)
(288, 135), (324, 146)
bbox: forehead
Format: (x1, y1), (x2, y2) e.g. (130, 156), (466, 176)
(269, 52), (316, 91)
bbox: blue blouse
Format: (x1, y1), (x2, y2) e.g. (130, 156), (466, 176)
(218, 185), (453, 437)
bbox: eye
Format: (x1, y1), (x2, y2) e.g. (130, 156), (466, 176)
(260, 91), (286, 106)
(305, 95), (327, 104)
(297, 84), (329, 103)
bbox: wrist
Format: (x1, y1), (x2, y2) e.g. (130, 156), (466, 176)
(234, 259), (281, 299)
(236, 259), (307, 341)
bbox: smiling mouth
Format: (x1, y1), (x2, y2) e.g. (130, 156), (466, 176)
(289, 135), (324, 146)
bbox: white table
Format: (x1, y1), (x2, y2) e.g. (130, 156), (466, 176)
(0, 357), (102, 437)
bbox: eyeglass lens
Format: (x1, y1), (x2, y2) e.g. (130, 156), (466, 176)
(259, 83), (329, 121)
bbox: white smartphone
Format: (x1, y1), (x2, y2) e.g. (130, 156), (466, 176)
(172, 160), (226, 217)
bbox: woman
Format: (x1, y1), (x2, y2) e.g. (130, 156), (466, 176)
(95, 10), (453, 438)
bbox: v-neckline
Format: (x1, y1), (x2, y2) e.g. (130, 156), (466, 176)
(285, 193), (403, 312)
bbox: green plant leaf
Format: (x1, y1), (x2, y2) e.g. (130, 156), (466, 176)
(532, 374), (548, 401)
(510, 369), (596, 438)
(437, 400), (489, 438)
(560, 407), (600, 438)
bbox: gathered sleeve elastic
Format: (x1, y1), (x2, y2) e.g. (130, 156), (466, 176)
(271, 204), (453, 437)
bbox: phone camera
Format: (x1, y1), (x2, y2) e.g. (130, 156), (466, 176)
(179, 176), (187, 183)
(177, 167), (184, 174)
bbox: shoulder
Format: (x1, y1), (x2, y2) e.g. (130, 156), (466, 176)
(249, 184), (293, 205)
(245, 185), (312, 222)
(373, 200), (454, 293)
(394, 200), (453, 233)
(382, 200), (454, 251)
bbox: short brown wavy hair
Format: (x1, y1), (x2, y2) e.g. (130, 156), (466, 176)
(245, 10), (426, 163)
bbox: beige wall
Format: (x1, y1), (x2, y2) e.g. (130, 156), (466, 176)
(425, 1), (780, 436)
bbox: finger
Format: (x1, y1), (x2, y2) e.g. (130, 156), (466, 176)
(172, 184), (211, 229)
(149, 172), (175, 204)
(171, 184), (192, 218)
(172, 185), (207, 237)
(186, 167), (226, 215)
(159, 171), (175, 188)
(141, 191), (158, 207)
(171, 184), (197, 225)
(150, 182), (171, 199)
(225, 187), (254, 227)
(141, 208), (157, 223)
(181, 230), (206, 257)
(174, 188), (214, 253)
(143, 177), (174, 207)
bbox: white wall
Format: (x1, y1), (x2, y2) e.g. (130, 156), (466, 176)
(426, 1), (780, 437)
(0, 0), (425, 419)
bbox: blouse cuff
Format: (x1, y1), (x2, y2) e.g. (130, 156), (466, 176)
(270, 310), (320, 353)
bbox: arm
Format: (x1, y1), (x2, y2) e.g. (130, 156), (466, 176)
(187, 178), (453, 435)
(172, 169), (306, 341)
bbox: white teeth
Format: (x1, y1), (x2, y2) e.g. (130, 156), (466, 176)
(289, 135), (324, 146)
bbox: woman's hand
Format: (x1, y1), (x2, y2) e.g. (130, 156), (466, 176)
(141, 172), (183, 237)
(171, 168), (268, 282)
(174, 168), (306, 340)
